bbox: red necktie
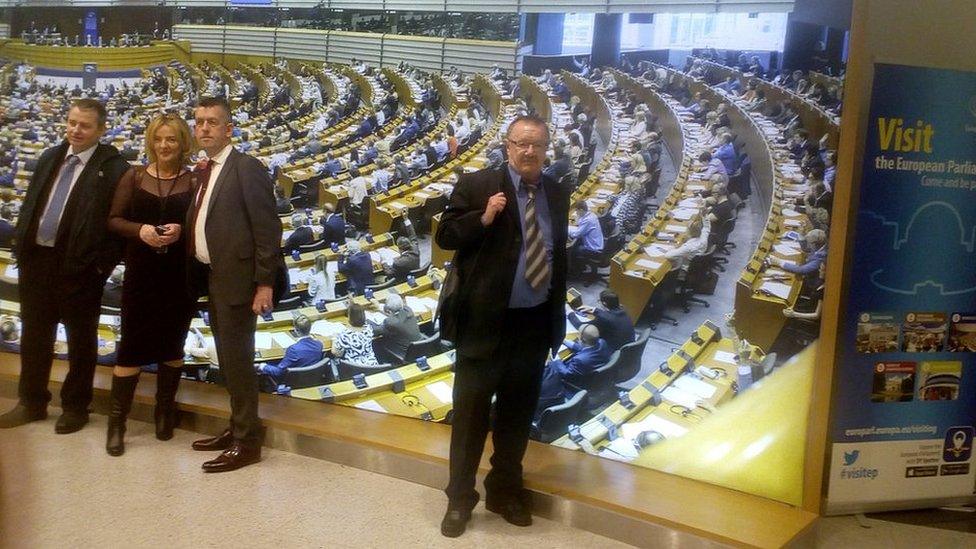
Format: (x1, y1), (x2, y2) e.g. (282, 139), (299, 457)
(188, 159), (214, 257)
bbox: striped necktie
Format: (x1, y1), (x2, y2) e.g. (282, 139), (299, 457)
(523, 181), (550, 290)
(36, 154), (80, 246)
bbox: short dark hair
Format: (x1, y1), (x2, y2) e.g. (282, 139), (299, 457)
(573, 200), (588, 213)
(506, 114), (550, 142)
(698, 151), (712, 162)
(599, 289), (620, 309)
(70, 98), (107, 127)
(196, 96), (232, 122)
(348, 302), (366, 327)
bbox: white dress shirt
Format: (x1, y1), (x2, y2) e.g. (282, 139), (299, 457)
(36, 144), (97, 246)
(193, 144), (233, 264)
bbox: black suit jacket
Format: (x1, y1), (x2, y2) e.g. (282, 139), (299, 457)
(436, 166), (570, 359)
(283, 225), (314, 254)
(321, 213), (345, 246)
(0, 219), (14, 248)
(16, 141), (128, 279)
(186, 148), (284, 306)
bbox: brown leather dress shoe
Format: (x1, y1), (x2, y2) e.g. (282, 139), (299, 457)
(191, 428), (234, 451)
(201, 441), (261, 473)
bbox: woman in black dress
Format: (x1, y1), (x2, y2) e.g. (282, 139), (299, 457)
(105, 114), (196, 456)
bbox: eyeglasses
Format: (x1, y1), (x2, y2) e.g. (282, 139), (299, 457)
(507, 139), (548, 152)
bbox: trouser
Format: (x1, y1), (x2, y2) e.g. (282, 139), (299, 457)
(445, 302), (550, 509)
(18, 247), (104, 413)
(208, 298), (262, 444)
(573, 246), (601, 276)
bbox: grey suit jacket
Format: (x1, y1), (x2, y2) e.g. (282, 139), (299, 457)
(372, 308), (423, 359)
(188, 148), (283, 306)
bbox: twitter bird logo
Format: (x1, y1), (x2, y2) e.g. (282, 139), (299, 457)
(843, 450), (860, 466)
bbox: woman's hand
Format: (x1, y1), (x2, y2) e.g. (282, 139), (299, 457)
(139, 224), (165, 248)
(157, 223), (182, 246)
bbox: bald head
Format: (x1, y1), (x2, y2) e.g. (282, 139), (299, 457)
(580, 324), (601, 347)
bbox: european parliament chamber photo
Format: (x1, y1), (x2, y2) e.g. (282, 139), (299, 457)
(0, 1), (974, 547)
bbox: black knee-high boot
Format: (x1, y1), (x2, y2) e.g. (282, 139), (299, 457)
(106, 374), (140, 456)
(155, 365), (182, 441)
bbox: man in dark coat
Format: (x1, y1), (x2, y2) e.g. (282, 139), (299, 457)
(0, 99), (128, 432)
(185, 97), (284, 472)
(435, 115), (570, 537)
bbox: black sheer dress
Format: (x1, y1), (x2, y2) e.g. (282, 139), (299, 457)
(108, 166), (195, 365)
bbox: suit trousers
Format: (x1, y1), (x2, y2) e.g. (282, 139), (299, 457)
(445, 301), (551, 509)
(18, 246), (103, 413)
(208, 296), (263, 444)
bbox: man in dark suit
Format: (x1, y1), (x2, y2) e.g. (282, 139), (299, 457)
(0, 204), (15, 247)
(542, 149), (571, 182)
(423, 141), (438, 167)
(435, 114), (570, 537)
(338, 240), (374, 295)
(568, 290), (635, 351)
(0, 99), (128, 432)
(283, 213), (315, 255)
(534, 324), (612, 418)
(186, 96), (283, 472)
(320, 203), (346, 247)
(257, 314), (323, 386)
(369, 293), (423, 363)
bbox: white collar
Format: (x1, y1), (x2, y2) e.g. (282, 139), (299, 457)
(67, 143), (98, 165)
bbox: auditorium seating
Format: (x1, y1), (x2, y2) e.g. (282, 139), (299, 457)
(550, 321), (756, 458)
(682, 59), (839, 349)
(0, 43), (843, 470)
(608, 69), (717, 322)
(532, 389), (589, 444)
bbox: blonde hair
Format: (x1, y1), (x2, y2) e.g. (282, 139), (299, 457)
(145, 113), (194, 167)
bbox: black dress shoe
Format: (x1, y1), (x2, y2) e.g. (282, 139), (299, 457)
(191, 428), (234, 451)
(54, 411), (89, 434)
(485, 497), (533, 527)
(440, 507), (472, 538)
(0, 404), (47, 429)
(201, 441), (261, 473)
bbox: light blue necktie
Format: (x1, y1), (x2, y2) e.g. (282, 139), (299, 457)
(36, 154), (80, 246)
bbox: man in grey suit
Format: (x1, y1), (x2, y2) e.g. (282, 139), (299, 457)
(186, 97), (283, 473)
(370, 292), (423, 363)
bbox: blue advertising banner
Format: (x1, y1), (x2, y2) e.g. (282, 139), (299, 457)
(826, 63), (976, 512)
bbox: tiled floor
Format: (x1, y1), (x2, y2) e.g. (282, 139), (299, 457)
(1, 398), (973, 548)
(817, 512), (975, 548)
(0, 399), (628, 549)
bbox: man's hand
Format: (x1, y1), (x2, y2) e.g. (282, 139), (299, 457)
(480, 192), (507, 226)
(252, 284), (273, 316)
